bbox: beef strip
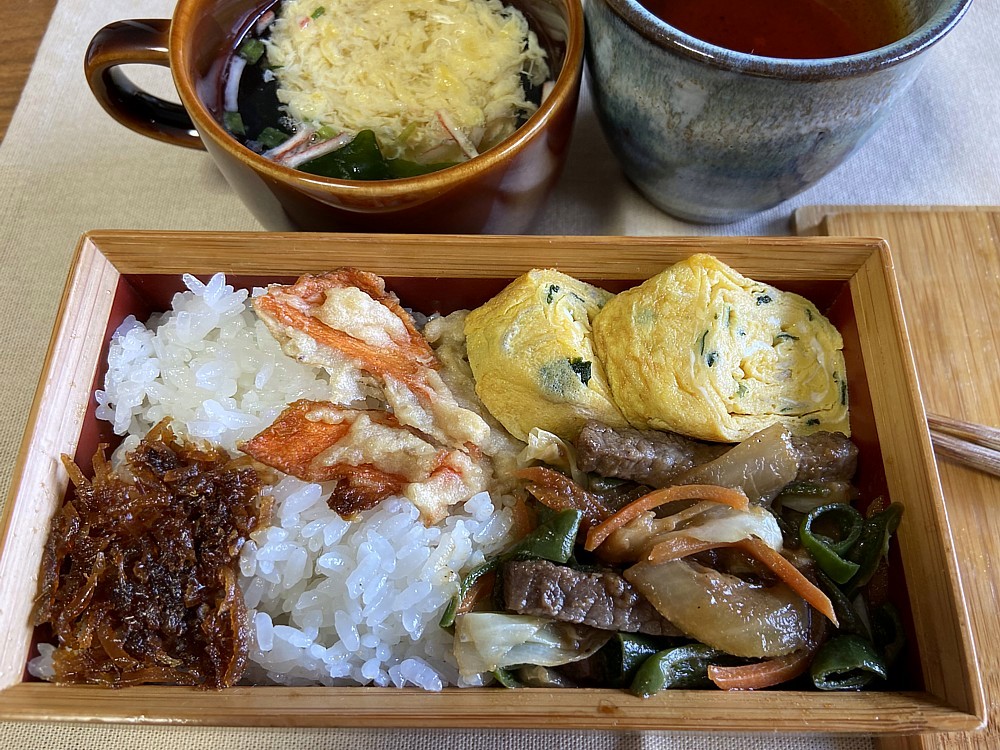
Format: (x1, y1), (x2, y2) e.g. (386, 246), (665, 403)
(788, 431), (858, 482)
(576, 420), (858, 487)
(576, 421), (727, 487)
(503, 559), (682, 637)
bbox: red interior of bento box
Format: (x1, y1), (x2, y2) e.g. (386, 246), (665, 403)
(28, 268), (922, 691)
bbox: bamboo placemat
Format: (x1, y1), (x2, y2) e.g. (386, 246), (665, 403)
(795, 205), (1000, 750)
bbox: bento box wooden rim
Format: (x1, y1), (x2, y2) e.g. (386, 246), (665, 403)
(0, 230), (984, 732)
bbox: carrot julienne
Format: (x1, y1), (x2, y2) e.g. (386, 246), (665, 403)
(708, 643), (813, 690)
(734, 538), (838, 626)
(509, 493), (537, 540)
(584, 484), (750, 552)
(515, 466), (612, 532)
(645, 536), (721, 564)
(708, 609), (827, 690)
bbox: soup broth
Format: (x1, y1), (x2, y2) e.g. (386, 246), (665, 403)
(638, 0), (911, 59)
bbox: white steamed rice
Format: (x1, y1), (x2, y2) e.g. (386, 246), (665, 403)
(49, 272), (519, 689)
(95, 273), (332, 455)
(242, 479), (513, 688)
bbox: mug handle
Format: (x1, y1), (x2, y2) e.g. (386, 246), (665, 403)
(85, 19), (204, 150)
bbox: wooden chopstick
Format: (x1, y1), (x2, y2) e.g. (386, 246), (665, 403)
(928, 413), (1000, 478)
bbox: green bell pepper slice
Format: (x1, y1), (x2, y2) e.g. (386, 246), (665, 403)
(800, 503), (864, 584)
(871, 602), (906, 667)
(814, 569), (870, 640)
(492, 667), (522, 688)
(438, 558), (499, 629)
(504, 508), (582, 564)
(810, 634), (888, 690)
(629, 644), (723, 698)
(439, 509), (583, 629)
(846, 502), (903, 596)
(587, 633), (672, 689)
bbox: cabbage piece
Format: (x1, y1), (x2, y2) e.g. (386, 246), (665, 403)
(453, 613), (611, 677)
(679, 504), (783, 550)
(598, 503), (783, 565)
(625, 559), (811, 658)
(673, 423), (798, 504)
(517, 427), (589, 488)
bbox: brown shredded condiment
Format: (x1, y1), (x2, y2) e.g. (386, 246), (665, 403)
(34, 421), (271, 688)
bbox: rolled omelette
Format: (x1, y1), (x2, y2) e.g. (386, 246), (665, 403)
(592, 254), (850, 442)
(464, 269), (628, 442)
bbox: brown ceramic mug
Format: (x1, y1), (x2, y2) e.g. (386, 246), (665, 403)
(85, 0), (583, 234)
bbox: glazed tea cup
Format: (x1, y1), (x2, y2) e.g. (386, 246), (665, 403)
(85, 0), (583, 234)
(584, 0), (973, 224)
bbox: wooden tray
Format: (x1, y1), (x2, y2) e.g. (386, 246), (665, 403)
(796, 206), (1000, 750)
(0, 230), (984, 731)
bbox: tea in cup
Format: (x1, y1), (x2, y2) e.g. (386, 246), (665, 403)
(584, 0), (973, 223)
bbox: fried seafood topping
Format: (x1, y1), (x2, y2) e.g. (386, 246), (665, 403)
(34, 422), (269, 688)
(253, 269), (489, 449)
(247, 270), (493, 522)
(241, 399), (487, 523)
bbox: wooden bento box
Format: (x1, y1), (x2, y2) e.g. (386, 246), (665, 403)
(0, 231), (984, 732)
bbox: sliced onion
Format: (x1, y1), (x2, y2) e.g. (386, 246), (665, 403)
(585, 484), (749, 552)
(223, 56), (246, 113)
(776, 481), (856, 513)
(673, 423), (798, 504)
(597, 502), (781, 565)
(676, 504), (783, 550)
(645, 536), (719, 563)
(624, 559), (811, 658)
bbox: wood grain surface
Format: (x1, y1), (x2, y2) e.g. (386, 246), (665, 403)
(795, 206), (1000, 750)
(0, 0), (57, 142)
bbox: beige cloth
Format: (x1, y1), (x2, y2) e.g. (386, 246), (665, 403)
(1, 0), (997, 746)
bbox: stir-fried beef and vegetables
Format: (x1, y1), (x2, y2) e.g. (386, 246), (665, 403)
(446, 422), (903, 694)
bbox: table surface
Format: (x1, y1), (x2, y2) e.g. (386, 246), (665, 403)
(0, 0), (56, 143)
(0, 1), (998, 748)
